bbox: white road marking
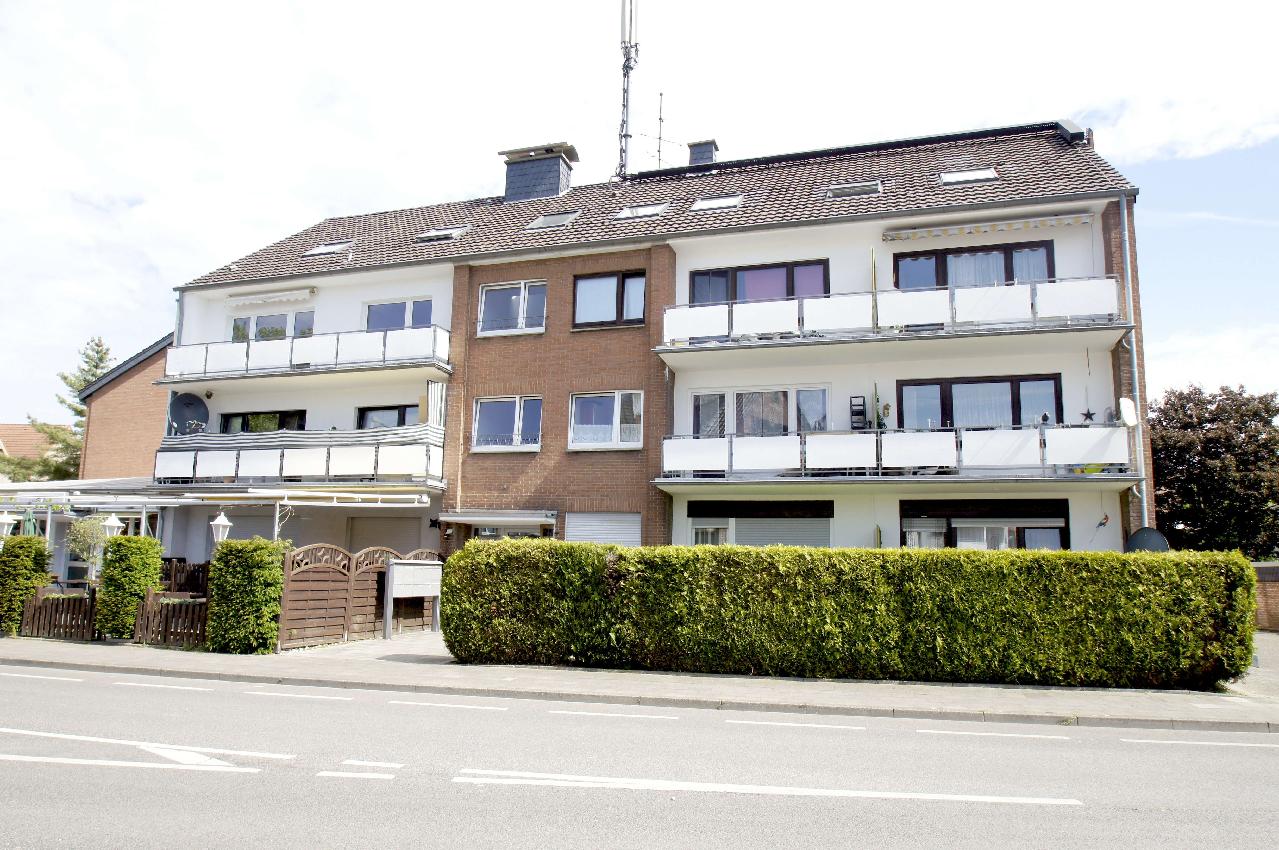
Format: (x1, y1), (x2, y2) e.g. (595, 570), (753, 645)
(317, 770), (394, 780)
(0, 727), (295, 760)
(453, 769), (1082, 806)
(0, 671), (82, 682)
(115, 682), (212, 692)
(548, 710), (678, 721)
(245, 691), (353, 701)
(917, 729), (1071, 740)
(0, 754), (258, 774)
(139, 746), (233, 767)
(727, 720), (865, 730)
(342, 759), (405, 769)
(1121, 738), (1279, 749)
(388, 700), (507, 711)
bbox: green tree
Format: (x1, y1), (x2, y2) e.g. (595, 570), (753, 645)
(0, 338), (113, 482)
(1150, 386), (1279, 559)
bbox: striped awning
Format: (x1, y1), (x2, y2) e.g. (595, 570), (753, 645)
(882, 213), (1093, 242)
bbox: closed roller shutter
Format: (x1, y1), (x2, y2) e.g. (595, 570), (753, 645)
(564, 512), (642, 546)
(734, 517), (830, 548)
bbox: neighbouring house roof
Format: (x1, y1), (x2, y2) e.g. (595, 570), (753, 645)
(183, 121), (1135, 290)
(0, 424), (51, 462)
(78, 334), (174, 402)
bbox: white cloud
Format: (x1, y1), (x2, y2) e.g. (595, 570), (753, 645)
(0, 0), (1275, 420)
(1145, 324), (1279, 401)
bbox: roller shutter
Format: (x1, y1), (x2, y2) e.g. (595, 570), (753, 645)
(564, 512), (642, 546)
(734, 517), (830, 548)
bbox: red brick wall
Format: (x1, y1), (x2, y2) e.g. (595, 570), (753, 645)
(1257, 577), (1279, 632)
(442, 246), (674, 549)
(80, 349), (170, 480)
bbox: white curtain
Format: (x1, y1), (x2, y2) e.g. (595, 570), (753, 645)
(1012, 247), (1050, 282)
(947, 251), (1004, 287)
(952, 382), (1012, 428)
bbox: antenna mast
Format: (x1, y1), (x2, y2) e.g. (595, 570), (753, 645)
(616, 0), (639, 179)
(656, 92), (664, 168)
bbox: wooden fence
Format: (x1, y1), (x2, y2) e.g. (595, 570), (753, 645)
(134, 590), (209, 648)
(20, 587), (96, 641)
(161, 559), (209, 595)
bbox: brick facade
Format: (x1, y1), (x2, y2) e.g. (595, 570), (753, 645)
(80, 348), (170, 480)
(441, 246), (675, 551)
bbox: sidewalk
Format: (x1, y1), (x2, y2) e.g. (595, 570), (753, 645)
(2, 631), (1276, 733)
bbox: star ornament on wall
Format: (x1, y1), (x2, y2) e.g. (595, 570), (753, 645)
(1081, 409), (1096, 422)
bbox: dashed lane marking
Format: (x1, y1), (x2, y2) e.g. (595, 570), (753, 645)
(1121, 738), (1279, 749)
(245, 691), (353, 701)
(0, 754), (258, 774)
(917, 730), (1071, 740)
(0, 671), (82, 682)
(548, 710), (678, 721)
(726, 720), (866, 730)
(343, 759), (405, 769)
(0, 727), (295, 759)
(114, 682), (212, 692)
(317, 770), (394, 780)
(388, 700), (507, 711)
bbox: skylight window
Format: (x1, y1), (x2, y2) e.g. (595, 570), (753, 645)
(526, 211), (580, 230)
(939, 167), (999, 185)
(690, 194), (744, 212)
(303, 239), (353, 257)
(615, 202), (669, 220)
(826, 180), (882, 199)
(415, 226), (469, 243)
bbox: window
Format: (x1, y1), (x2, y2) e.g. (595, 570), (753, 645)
(415, 226), (468, 242)
(367, 302), (406, 331)
(797, 389), (828, 432)
(939, 167), (998, 185)
(478, 281), (547, 334)
(893, 241), (1055, 290)
(569, 391), (642, 449)
(689, 260), (829, 305)
(736, 391), (788, 437)
(231, 317), (250, 342)
(411, 299), (433, 328)
(900, 499), (1070, 550)
(897, 375), (1062, 430)
(357, 405), (419, 429)
(615, 203), (668, 219)
(526, 211), (579, 230)
(293, 311), (315, 338)
(690, 194), (743, 211)
(826, 180), (881, 199)
(473, 397), (542, 450)
(254, 314), (287, 341)
(221, 411), (306, 434)
(574, 272), (645, 327)
(693, 393), (726, 437)
(303, 239), (353, 256)
(693, 388), (827, 436)
(693, 523), (729, 545)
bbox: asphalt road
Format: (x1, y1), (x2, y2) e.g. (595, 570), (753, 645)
(1, 663), (1277, 849)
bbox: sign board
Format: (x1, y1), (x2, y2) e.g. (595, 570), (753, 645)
(390, 560), (442, 599)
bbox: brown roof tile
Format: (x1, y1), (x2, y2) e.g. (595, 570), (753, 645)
(0, 424), (51, 461)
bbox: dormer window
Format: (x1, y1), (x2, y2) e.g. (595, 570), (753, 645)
(303, 239), (353, 257)
(415, 226), (468, 243)
(616, 203), (669, 219)
(526, 211), (580, 230)
(826, 180), (881, 199)
(690, 194), (744, 212)
(939, 168), (999, 185)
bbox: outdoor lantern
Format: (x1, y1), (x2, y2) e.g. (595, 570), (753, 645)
(0, 511), (17, 547)
(210, 512), (233, 544)
(102, 514), (126, 538)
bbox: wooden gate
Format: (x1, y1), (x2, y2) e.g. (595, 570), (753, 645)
(134, 590), (208, 648)
(20, 587), (96, 641)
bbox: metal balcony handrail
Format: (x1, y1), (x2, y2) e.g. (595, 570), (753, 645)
(159, 421), (442, 451)
(154, 441), (443, 483)
(662, 422), (1124, 440)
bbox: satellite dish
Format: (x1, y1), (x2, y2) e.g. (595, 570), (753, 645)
(169, 393), (210, 435)
(1118, 397), (1138, 427)
(1125, 527), (1170, 553)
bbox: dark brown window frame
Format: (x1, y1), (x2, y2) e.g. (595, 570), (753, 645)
(357, 405), (420, 429)
(892, 240), (1056, 290)
(689, 258), (831, 305)
(572, 271), (647, 329)
(220, 410), (307, 434)
(899, 498), (1071, 549)
(895, 373), (1064, 430)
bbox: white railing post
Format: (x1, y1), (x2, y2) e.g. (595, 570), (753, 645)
(948, 285), (958, 327)
(726, 434), (735, 475)
(955, 428), (963, 470)
(1029, 280), (1040, 326)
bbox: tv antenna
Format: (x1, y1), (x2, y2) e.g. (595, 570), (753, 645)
(656, 92), (665, 168)
(615, 0), (639, 178)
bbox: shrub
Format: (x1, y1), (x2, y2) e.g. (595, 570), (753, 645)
(94, 536), (163, 638)
(442, 540), (1256, 690)
(65, 517), (107, 567)
(0, 536), (51, 635)
(206, 537), (288, 654)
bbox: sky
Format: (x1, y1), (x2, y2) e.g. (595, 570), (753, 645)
(0, 0), (1275, 423)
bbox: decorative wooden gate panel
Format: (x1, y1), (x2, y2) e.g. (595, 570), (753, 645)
(20, 587), (95, 641)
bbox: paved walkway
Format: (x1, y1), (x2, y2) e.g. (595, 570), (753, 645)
(2, 631), (1276, 733)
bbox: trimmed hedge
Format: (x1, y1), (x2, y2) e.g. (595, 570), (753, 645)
(95, 536), (164, 638)
(442, 539), (1256, 690)
(206, 537), (288, 654)
(0, 536), (51, 635)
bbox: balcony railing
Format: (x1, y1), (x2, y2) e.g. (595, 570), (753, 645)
(661, 277), (1121, 347)
(163, 326), (451, 380)
(660, 424), (1132, 480)
(154, 422), (445, 483)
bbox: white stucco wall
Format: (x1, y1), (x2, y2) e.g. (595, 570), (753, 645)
(197, 375), (432, 432)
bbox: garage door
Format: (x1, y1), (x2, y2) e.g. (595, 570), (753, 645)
(734, 517), (830, 548)
(564, 512), (642, 546)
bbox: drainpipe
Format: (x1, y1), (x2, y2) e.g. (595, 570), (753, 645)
(1118, 193), (1149, 526)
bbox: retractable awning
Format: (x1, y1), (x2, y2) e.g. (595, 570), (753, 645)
(437, 510), (556, 527)
(882, 212), (1093, 242)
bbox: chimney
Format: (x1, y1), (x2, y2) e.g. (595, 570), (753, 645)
(499, 142), (579, 202)
(688, 139), (719, 166)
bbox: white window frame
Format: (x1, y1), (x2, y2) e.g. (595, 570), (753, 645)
(690, 194), (744, 212)
(303, 239), (353, 256)
(476, 281), (547, 337)
(526, 211), (580, 231)
(688, 383), (830, 436)
(364, 298), (434, 332)
(939, 167), (999, 185)
(568, 390), (643, 450)
(471, 396), (542, 453)
(692, 517), (733, 545)
(229, 309), (313, 342)
(615, 202), (669, 219)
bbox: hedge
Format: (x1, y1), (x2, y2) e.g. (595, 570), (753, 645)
(95, 536), (164, 638)
(206, 537), (288, 654)
(441, 539), (1256, 690)
(0, 536), (51, 635)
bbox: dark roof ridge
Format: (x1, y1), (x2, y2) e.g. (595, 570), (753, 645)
(79, 333), (174, 401)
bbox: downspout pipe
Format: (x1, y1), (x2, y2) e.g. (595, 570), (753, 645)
(1119, 193), (1149, 526)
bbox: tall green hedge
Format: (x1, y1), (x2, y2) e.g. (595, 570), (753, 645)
(206, 537), (288, 654)
(442, 539), (1256, 690)
(94, 536), (163, 639)
(0, 536), (51, 635)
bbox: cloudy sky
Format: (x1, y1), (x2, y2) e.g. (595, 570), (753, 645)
(1, 0), (1275, 422)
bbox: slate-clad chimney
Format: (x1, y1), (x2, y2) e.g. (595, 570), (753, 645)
(688, 139), (719, 166)
(500, 143), (579, 202)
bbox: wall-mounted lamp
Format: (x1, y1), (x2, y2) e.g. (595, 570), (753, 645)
(210, 512), (233, 544)
(102, 514), (125, 537)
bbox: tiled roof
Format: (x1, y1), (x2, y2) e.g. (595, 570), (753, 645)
(0, 424), (51, 461)
(185, 122), (1134, 289)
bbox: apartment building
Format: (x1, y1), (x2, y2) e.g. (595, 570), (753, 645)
(2, 120), (1150, 563)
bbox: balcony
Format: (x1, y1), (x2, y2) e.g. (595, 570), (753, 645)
(660, 277), (1122, 351)
(161, 326), (451, 383)
(153, 423), (445, 485)
(659, 424), (1133, 482)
